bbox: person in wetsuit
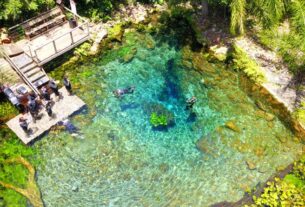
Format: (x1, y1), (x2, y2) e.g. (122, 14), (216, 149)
(63, 76), (73, 95)
(49, 80), (60, 98)
(186, 96), (197, 110)
(113, 86), (135, 98)
(45, 101), (53, 118)
(19, 117), (29, 135)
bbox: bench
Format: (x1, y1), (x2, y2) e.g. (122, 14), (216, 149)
(22, 7), (66, 39)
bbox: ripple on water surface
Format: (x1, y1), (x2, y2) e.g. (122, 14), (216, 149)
(35, 32), (303, 207)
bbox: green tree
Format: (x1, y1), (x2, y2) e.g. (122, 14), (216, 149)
(0, 0), (54, 21)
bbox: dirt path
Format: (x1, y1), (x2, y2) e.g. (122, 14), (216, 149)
(235, 37), (298, 112)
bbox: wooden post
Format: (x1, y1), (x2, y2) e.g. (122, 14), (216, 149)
(70, 0), (77, 15)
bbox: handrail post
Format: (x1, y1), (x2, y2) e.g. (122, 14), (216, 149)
(34, 50), (39, 61)
(52, 40), (58, 53)
(69, 31), (74, 44)
(28, 45), (33, 58)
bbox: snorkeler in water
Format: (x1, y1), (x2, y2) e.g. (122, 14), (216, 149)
(186, 96), (197, 110)
(58, 119), (84, 139)
(113, 86), (135, 98)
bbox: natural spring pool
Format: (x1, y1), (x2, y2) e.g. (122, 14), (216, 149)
(34, 31), (304, 206)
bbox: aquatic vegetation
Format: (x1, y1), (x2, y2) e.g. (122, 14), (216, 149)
(294, 101), (305, 125)
(251, 178), (305, 207)
(0, 157), (43, 207)
(74, 42), (92, 58)
(231, 44), (266, 83)
(248, 156), (305, 207)
(0, 135), (38, 207)
(292, 155), (305, 181)
(150, 112), (168, 127)
(108, 23), (125, 42)
(0, 101), (18, 124)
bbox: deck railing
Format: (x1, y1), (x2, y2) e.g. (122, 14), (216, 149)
(30, 21), (90, 65)
(7, 6), (89, 42)
(8, 6), (62, 42)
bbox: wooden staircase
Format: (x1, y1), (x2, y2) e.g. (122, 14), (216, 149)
(1, 49), (49, 94)
(11, 53), (49, 88)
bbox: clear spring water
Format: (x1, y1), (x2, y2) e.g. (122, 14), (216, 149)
(34, 31), (304, 207)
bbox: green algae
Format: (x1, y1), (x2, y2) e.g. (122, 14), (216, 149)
(0, 132), (39, 207)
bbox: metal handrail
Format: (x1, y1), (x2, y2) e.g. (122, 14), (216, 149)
(63, 6), (88, 22)
(8, 6), (61, 31)
(33, 21), (89, 55)
(0, 48), (40, 94)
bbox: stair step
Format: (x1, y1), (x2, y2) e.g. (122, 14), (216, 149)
(10, 53), (33, 68)
(33, 76), (49, 88)
(29, 71), (45, 83)
(25, 67), (41, 77)
(20, 62), (37, 73)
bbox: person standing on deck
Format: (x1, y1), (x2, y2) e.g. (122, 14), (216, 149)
(19, 117), (29, 135)
(45, 101), (53, 118)
(63, 76), (73, 95)
(41, 86), (51, 101)
(27, 97), (38, 122)
(49, 80), (61, 99)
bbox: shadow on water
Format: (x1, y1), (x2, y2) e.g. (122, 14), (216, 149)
(186, 112), (197, 123)
(120, 102), (140, 111)
(159, 58), (181, 102)
(151, 121), (176, 132)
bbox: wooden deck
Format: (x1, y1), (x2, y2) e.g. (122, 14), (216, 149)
(6, 87), (86, 144)
(16, 22), (90, 65)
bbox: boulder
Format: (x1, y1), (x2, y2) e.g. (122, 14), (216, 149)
(196, 137), (215, 156)
(209, 45), (228, 62)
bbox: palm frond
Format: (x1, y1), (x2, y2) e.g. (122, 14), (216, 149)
(230, 0), (246, 35)
(289, 0), (305, 33)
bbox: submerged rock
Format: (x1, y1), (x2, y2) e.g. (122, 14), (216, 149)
(225, 121), (241, 133)
(246, 160), (256, 170)
(182, 60), (193, 69)
(196, 136), (217, 157)
(123, 47), (137, 63)
(108, 24), (125, 42)
(145, 35), (155, 49)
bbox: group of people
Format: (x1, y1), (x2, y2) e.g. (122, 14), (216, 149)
(113, 85), (197, 109)
(19, 76), (73, 135)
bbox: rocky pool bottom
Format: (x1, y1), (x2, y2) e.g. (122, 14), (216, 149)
(33, 31), (304, 206)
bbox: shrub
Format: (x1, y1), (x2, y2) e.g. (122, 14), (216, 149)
(252, 178), (305, 207)
(231, 44), (266, 84)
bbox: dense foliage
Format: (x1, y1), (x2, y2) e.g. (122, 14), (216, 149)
(0, 0), (54, 25)
(247, 157), (305, 207)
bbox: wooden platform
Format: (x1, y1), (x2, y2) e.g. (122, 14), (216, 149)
(17, 21), (90, 65)
(6, 87), (86, 144)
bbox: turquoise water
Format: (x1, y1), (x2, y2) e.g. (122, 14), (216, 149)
(34, 31), (304, 206)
